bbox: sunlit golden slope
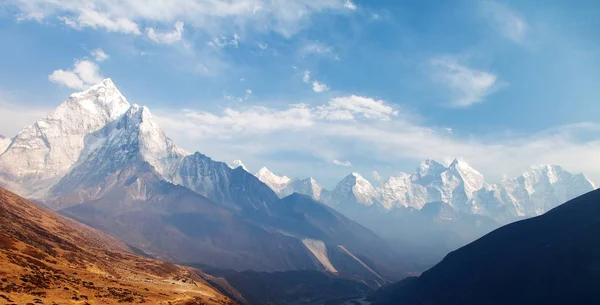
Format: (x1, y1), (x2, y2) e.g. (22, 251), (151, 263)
(0, 187), (237, 305)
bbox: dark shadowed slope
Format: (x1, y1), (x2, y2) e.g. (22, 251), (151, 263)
(371, 189), (600, 305)
(204, 269), (373, 305)
(0, 187), (236, 305)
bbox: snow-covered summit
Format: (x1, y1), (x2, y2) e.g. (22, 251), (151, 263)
(229, 160), (249, 171)
(411, 158), (446, 184)
(282, 177), (323, 200)
(0, 78), (131, 198)
(326, 172), (378, 207)
(255, 167), (291, 195)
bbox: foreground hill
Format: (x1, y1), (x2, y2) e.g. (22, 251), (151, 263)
(0, 187), (236, 305)
(370, 189), (600, 305)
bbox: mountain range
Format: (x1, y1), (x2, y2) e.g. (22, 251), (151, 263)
(370, 188), (600, 305)
(252, 157), (595, 264)
(254, 159), (595, 224)
(0, 79), (411, 285)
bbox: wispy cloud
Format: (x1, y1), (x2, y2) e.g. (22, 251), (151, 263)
(429, 55), (501, 107)
(299, 41), (339, 60)
(333, 160), (352, 167)
(480, 0), (528, 44)
(303, 70), (311, 84)
(147, 21), (185, 44)
(58, 11), (141, 35)
(208, 34), (240, 48)
(90, 48), (109, 62)
(9, 0), (351, 38)
(154, 94), (600, 183)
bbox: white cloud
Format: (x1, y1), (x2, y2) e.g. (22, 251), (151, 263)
(153, 93), (600, 185)
(480, 0), (528, 44)
(318, 95), (398, 121)
(10, 0), (351, 38)
(147, 21), (184, 44)
(48, 59), (103, 90)
(91, 48), (109, 62)
(303, 70), (311, 84)
(344, 0), (357, 10)
(155, 95), (397, 139)
(312, 81), (329, 93)
(208, 34), (240, 48)
(429, 56), (501, 107)
(302, 70), (330, 93)
(58, 11), (141, 35)
(333, 160), (352, 167)
(258, 43), (268, 50)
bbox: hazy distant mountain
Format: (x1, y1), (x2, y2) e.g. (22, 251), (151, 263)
(257, 159), (594, 264)
(0, 134), (10, 154)
(255, 167), (291, 196)
(0, 186), (235, 305)
(370, 189), (600, 305)
(0, 79), (411, 283)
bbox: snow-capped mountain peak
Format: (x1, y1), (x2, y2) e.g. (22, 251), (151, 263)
(0, 78), (131, 198)
(282, 177), (324, 200)
(445, 158), (485, 197)
(120, 104), (188, 180)
(411, 158), (446, 184)
(255, 167), (291, 195)
(329, 172), (377, 206)
(229, 160), (249, 171)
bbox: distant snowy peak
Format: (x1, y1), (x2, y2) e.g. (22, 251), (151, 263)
(328, 172), (377, 206)
(282, 177), (323, 200)
(472, 164), (595, 223)
(411, 158), (447, 184)
(255, 167), (291, 195)
(229, 160), (248, 171)
(445, 158), (486, 197)
(0, 78), (131, 198)
(378, 174), (428, 209)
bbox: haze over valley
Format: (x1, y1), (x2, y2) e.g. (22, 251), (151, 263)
(1, 0), (600, 304)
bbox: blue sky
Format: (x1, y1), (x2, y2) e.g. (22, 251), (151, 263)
(1, 0), (600, 187)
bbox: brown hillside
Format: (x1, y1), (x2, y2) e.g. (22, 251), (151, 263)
(0, 187), (237, 305)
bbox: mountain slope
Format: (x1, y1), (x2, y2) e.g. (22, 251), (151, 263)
(0, 186), (236, 305)
(46, 109), (316, 272)
(0, 79), (131, 198)
(371, 188), (600, 305)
